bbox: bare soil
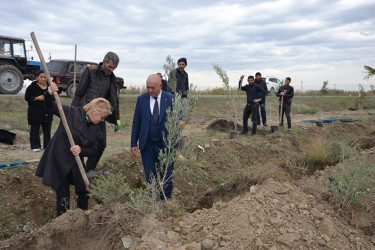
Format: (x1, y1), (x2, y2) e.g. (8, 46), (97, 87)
(1, 108), (375, 249)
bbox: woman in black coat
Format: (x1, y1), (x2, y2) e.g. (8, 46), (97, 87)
(36, 82), (112, 216)
(25, 71), (53, 151)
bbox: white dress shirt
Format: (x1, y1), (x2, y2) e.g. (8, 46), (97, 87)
(149, 90), (162, 114)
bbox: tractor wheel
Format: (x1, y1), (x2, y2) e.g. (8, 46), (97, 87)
(0, 65), (24, 94)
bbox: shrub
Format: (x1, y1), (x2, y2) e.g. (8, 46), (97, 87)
(89, 172), (132, 204)
(327, 157), (375, 211)
(331, 141), (355, 162)
(299, 138), (336, 174)
(89, 172), (152, 214)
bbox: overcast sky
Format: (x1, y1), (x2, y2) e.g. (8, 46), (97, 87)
(2, 0), (375, 91)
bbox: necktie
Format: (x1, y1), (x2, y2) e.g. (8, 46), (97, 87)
(153, 97), (159, 121)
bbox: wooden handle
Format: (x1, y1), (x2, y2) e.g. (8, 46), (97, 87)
(30, 32), (90, 188)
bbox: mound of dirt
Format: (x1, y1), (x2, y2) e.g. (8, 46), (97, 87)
(176, 179), (375, 249)
(3, 179), (375, 249)
(206, 119), (243, 132)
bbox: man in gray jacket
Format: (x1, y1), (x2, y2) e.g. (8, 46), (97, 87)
(71, 52), (120, 177)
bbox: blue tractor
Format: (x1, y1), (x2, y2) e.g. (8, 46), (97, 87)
(0, 35), (43, 94)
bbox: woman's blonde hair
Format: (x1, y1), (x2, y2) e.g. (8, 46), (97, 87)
(83, 98), (112, 115)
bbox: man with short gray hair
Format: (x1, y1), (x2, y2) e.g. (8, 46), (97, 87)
(72, 52), (121, 177)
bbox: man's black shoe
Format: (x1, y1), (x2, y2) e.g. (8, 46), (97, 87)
(250, 133), (256, 136)
(240, 131), (248, 135)
(263, 123), (268, 127)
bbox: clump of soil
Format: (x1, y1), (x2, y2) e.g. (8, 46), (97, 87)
(206, 119), (243, 132)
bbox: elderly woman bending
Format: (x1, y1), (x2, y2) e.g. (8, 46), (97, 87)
(36, 82), (112, 216)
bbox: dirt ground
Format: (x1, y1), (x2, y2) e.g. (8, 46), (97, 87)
(1, 108), (375, 249)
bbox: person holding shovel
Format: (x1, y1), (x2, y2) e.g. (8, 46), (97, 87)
(239, 75), (267, 135)
(276, 77), (294, 131)
(71, 52), (120, 179)
(36, 82), (112, 216)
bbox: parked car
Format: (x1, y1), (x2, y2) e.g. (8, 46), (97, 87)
(47, 59), (125, 98)
(262, 76), (282, 94)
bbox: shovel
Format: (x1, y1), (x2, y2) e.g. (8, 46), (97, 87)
(271, 95), (284, 133)
(30, 32), (90, 188)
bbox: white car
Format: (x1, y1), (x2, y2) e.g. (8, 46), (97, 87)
(262, 76), (282, 94)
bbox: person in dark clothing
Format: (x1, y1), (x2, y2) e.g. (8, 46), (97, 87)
(239, 75), (267, 135)
(276, 77), (294, 130)
(254, 72), (268, 126)
(36, 82), (112, 216)
(25, 71), (53, 151)
(71, 52), (120, 177)
(157, 72), (170, 93)
(168, 57), (189, 97)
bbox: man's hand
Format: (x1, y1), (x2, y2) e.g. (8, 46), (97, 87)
(114, 120), (121, 132)
(240, 75), (245, 80)
(131, 147), (139, 157)
(254, 98), (262, 103)
(70, 145), (81, 156)
(178, 120), (185, 130)
(280, 92), (285, 96)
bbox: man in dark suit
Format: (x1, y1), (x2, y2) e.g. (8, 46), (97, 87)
(131, 74), (183, 200)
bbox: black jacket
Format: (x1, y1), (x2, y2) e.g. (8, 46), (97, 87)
(240, 84), (267, 104)
(25, 81), (53, 124)
(71, 63), (119, 124)
(255, 78), (268, 94)
(36, 93), (100, 191)
(169, 69), (189, 97)
(276, 85), (294, 105)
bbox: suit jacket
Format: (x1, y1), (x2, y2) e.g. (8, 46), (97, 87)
(131, 91), (174, 151)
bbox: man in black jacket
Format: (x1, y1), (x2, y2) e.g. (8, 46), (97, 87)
(239, 75), (267, 135)
(254, 72), (268, 126)
(71, 52), (120, 176)
(276, 77), (294, 131)
(168, 57), (189, 97)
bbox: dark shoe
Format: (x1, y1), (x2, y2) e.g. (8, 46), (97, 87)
(263, 123), (268, 127)
(240, 131), (248, 135)
(287, 128), (292, 131)
(250, 133), (256, 136)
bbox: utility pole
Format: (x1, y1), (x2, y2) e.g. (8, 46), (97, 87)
(301, 80), (303, 94)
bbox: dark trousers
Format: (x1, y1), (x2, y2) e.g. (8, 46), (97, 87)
(29, 122), (51, 149)
(279, 104), (291, 129)
(256, 98), (267, 125)
(55, 165), (89, 216)
(141, 140), (174, 200)
(243, 103), (258, 134)
(86, 122), (106, 171)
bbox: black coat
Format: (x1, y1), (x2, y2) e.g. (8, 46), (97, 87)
(25, 81), (53, 124)
(71, 63), (119, 124)
(276, 85), (294, 105)
(36, 93), (99, 191)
